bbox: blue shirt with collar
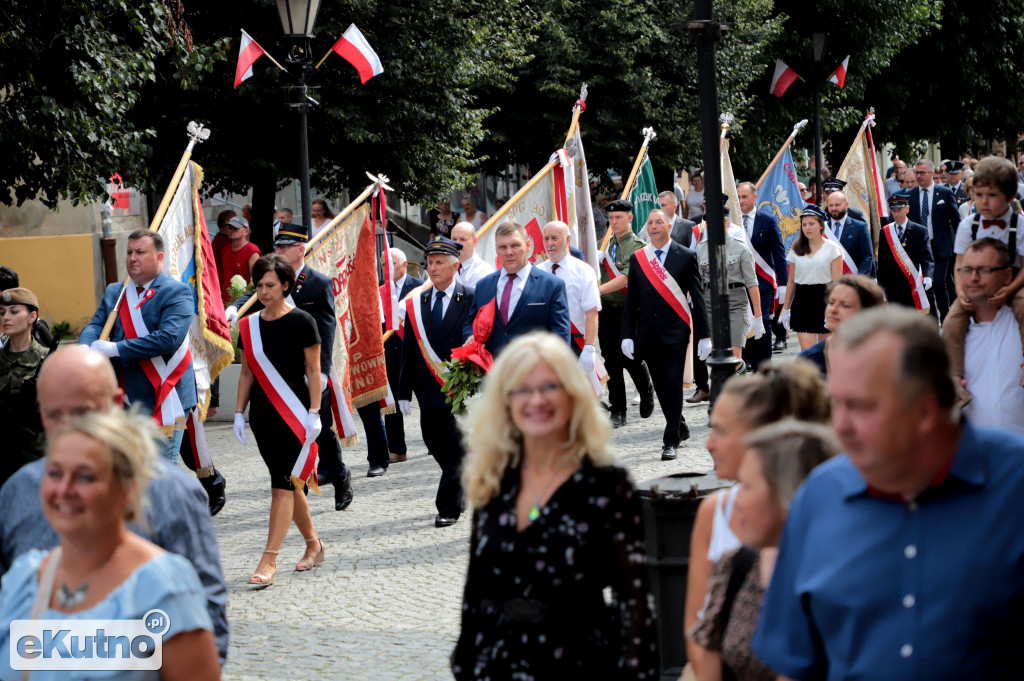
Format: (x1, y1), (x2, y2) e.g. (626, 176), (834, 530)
(753, 420), (1024, 681)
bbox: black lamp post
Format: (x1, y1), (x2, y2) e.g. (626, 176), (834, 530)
(811, 31), (828, 202)
(277, 0), (322, 228)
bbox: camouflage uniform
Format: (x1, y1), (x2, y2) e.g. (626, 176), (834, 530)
(0, 339), (48, 486)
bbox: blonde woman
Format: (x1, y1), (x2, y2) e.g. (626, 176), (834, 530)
(0, 409), (220, 680)
(452, 332), (658, 681)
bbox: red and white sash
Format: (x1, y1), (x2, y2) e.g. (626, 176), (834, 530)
(239, 315), (319, 488)
(395, 282), (432, 340)
(328, 366), (358, 445)
(183, 407), (214, 472)
(634, 244), (692, 328)
(406, 293), (447, 387)
(599, 250), (627, 293)
(118, 284), (191, 430)
(823, 224), (856, 274)
(882, 223), (930, 313)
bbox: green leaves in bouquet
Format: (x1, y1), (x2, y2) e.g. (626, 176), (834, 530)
(441, 357), (483, 416)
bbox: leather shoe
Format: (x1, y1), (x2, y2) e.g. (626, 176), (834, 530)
(772, 338), (787, 353)
(367, 465), (387, 477)
(679, 419), (690, 441)
(661, 445), (678, 461)
(434, 514), (459, 528)
(610, 412), (626, 428)
(334, 468), (353, 511)
(639, 391), (655, 419)
(685, 389), (710, 404)
(199, 468), (226, 517)
(389, 452), (408, 463)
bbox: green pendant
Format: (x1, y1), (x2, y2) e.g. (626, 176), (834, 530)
(528, 503), (541, 522)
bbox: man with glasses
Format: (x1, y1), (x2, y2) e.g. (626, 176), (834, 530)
(885, 158), (907, 198)
(907, 158), (961, 319)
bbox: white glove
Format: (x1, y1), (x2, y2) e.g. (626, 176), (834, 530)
(304, 412), (323, 444)
(620, 339), (634, 360)
(776, 285), (786, 303)
(225, 306), (238, 326)
(399, 400), (412, 416)
(233, 413), (247, 445)
(697, 338), (713, 361)
(90, 340), (119, 357)
(579, 345), (596, 374)
(752, 316), (766, 340)
(923, 277), (933, 290)
(320, 373), (329, 391)
(782, 309), (792, 331)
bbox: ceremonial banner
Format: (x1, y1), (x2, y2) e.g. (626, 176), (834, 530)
(837, 113), (888, 246)
(721, 140), (742, 224)
(307, 205), (389, 413)
(627, 153), (659, 235)
(157, 161), (234, 419)
(757, 146), (805, 252)
(567, 126), (599, 272)
(476, 161), (557, 268)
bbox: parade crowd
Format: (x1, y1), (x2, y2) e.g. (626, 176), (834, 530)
(0, 154), (1023, 681)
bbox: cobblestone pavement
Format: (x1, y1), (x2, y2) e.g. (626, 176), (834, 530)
(212, 349), (794, 680)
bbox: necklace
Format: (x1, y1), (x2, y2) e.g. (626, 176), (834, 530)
(56, 582), (89, 609)
(523, 463), (575, 522)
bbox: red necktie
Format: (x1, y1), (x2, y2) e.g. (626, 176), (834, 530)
(552, 263), (559, 274)
(982, 219), (1007, 230)
(136, 285), (144, 296)
(500, 273), (517, 325)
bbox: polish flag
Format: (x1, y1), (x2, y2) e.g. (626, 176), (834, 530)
(769, 60), (800, 98)
(828, 56), (851, 89)
(331, 24), (384, 84)
(234, 30), (266, 88)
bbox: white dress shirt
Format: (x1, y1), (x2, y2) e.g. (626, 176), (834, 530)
(741, 210), (757, 240)
(831, 216), (846, 241)
(457, 253), (496, 288)
(537, 254), (601, 314)
(963, 306), (1024, 434)
(953, 206), (1023, 267)
(497, 263), (531, 319)
(428, 280), (457, 319)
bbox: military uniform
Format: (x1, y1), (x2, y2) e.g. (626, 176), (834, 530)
(599, 215), (653, 420)
(0, 339), (48, 486)
(696, 222), (757, 347)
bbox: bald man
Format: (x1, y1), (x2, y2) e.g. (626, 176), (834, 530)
(0, 345), (230, 663)
(451, 221), (496, 287)
(826, 190), (874, 275)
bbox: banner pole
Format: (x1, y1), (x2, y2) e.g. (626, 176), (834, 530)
(755, 119), (809, 189)
(597, 127), (656, 250)
(563, 83), (589, 146)
(476, 160), (559, 240)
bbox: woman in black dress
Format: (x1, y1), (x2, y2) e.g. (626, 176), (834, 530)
(234, 254), (325, 588)
(453, 331), (659, 681)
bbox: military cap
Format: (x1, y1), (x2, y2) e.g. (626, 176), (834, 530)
(801, 204), (829, 222)
(274, 225), (310, 245)
(822, 178), (847, 192)
(946, 160), (965, 174)
(604, 199), (633, 213)
(227, 216), (250, 230)
(887, 190), (911, 208)
(0, 287), (39, 311)
(424, 235), (463, 258)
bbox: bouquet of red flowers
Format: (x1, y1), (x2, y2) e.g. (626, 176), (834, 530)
(442, 299), (495, 414)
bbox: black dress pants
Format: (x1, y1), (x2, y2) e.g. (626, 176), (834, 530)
(641, 337), (687, 447)
(599, 304), (652, 414)
(420, 407), (466, 518)
(315, 386), (348, 483)
(383, 337), (406, 455)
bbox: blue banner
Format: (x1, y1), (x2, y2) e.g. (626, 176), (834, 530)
(757, 147), (805, 253)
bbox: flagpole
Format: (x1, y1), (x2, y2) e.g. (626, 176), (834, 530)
(596, 127), (656, 251)
(99, 122), (210, 340)
(475, 160), (559, 240)
(755, 119), (809, 189)
(314, 47), (334, 70)
(563, 83), (588, 146)
(264, 51), (287, 72)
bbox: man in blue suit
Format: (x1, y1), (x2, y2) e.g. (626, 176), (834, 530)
(383, 247), (424, 464)
(908, 158), (961, 319)
(80, 230), (197, 461)
(821, 178), (867, 223)
(826, 190), (875, 276)
(398, 236), (474, 528)
(737, 182), (788, 371)
(464, 221), (570, 356)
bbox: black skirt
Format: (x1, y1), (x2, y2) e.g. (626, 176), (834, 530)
(791, 283), (829, 334)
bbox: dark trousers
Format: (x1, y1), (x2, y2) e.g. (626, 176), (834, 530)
(742, 286), (774, 372)
(599, 305), (652, 414)
(642, 338), (687, 447)
(315, 386), (347, 483)
(692, 340), (709, 393)
(357, 402), (390, 468)
(384, 412), (406, 456)
(383, 339), (406, 455)
(930, 253), (954, 321)
(421, 407), (466, 517)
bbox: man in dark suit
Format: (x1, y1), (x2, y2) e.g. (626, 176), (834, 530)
(908, 158), (961, 319)
(877, 191), (935, 309)
(825, 190), (875, 276)
(383, 247), (425, 464)
(464, 221), (570, 356)
(621, 209), (711, 461)
(226, 226), (354, 508)
(398, 237), (473, 528)
(945, 160), (969, 207)
(737, 182), (789, 370)
(638, 190), (697, 247)
(821, 178), (866, 223)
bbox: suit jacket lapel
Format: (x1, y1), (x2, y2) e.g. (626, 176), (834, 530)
(508, 269), (536, 325)
(438, 283), (464, 339)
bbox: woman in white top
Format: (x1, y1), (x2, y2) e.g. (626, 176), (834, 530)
(683, 361), (831, 679)
(781, 205), (844, 349)
(686, 174), (706, 220)
(310, 198), (335, 239)
(460, 197), (487, 229)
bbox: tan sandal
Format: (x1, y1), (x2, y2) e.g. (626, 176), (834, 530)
(296, 536), (325, 572)
(248, 550), (277, 589)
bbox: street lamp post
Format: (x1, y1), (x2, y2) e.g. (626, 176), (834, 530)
(811, 32), (828, 202)
(277, 0), (322, 227)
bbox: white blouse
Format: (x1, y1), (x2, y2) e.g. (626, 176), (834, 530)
(786, 238), (843, 285)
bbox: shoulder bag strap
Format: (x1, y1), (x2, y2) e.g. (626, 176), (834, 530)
(23, 547), (61, 681)
(719, 545), (757, 681)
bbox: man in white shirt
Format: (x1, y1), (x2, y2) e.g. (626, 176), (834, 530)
(450, 221), (496, 287)
(960, 239), (1024, 433)
(535, 220), (601, 373)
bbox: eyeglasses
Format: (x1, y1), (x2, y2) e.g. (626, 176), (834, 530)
(957, 265), (1010, 277)
(914, 170), (932, 175)
(508, 381), (564, 400)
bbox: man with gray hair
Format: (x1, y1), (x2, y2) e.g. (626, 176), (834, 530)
(450, 221), (495, 287)
(754, 307), (1024, 679)
(384, 246), (424, 464)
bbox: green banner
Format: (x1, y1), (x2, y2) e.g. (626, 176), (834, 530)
(627, 154), (659, 234)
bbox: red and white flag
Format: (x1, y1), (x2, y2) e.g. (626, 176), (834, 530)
(769, 60), (800, 98)
(828, 56), (850, 89)
(331, 24), (384, 84)
(234, 30), (267, 88)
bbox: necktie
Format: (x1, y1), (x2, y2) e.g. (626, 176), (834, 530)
(742, 214), (750, 236)
(552, 263), (559, 274)
(432, 290), (445, 327)
(500, 273), (517, 325)
(655, 249), (664, 263)
(921, 188), (930, 225)
(982, 219), (1007, 230)
(610, 242), (618, 262)
(896, 225), (905, 241)
(136, 285), (144, 296)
